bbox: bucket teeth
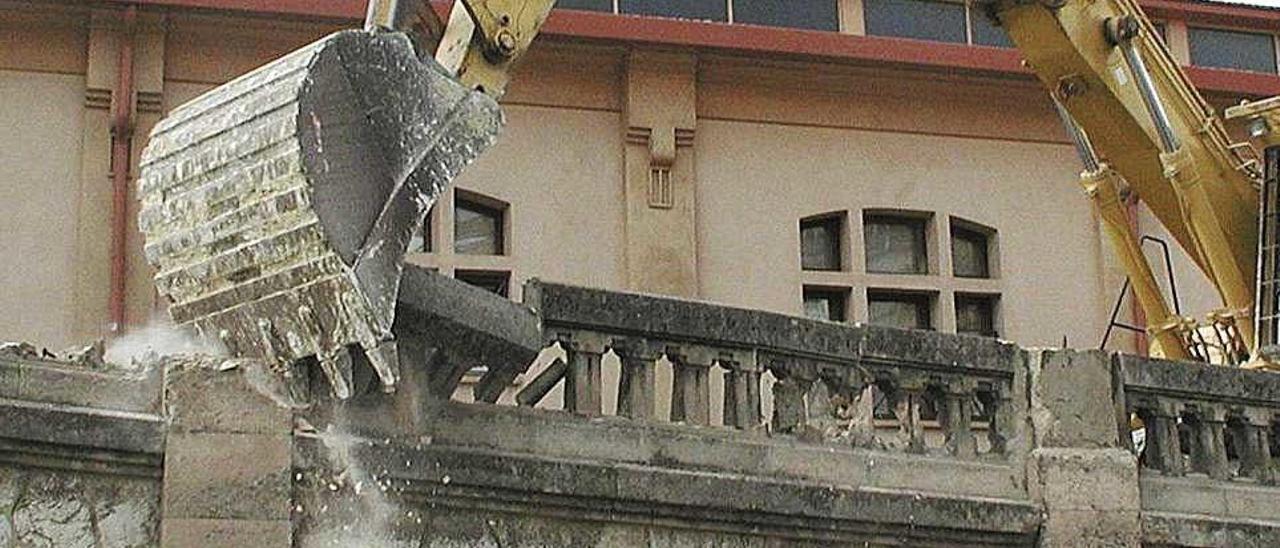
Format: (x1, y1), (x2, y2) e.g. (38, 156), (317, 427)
(318, 348), (355, 401)
(137, 29), (503, 398)
(363, 340), (401, 393)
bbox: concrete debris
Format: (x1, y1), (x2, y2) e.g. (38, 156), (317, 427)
(0, 342), (44, 360)
(60, 340), (106, 369)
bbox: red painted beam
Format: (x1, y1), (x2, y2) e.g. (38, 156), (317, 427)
(543, 9), (1027, 75)
(120, 0), (365, 19)
(1186, 65), (1280, 96)
(98, 0), (1280, 96)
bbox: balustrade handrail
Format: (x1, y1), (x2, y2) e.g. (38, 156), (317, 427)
(516, 280), (1024, 459)
(1118, 354), (1279, 483)
(524, 280), (1020, 379)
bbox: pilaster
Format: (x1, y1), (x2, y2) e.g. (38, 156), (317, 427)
(1029, 350), (1141, 548)
(622, 50), (699, 297)
(72, 9), (165, 340)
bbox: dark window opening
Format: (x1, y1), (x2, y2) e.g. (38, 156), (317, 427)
(411, 207), (435, 253)
(804, 287), (848, 322)
(864, 0), (966, 43)
(956, 294), (998, 337)
(734, 0), (838, 31)
(455, 195), (506, 256)
(951, 224), (992, 278)
(619, 0), (727, 22)
(970, 9), (1013, 48)
(868, 290), (932, 330)
(456, 270), (511, 298)
(1189, 27), (1277, 73)
(801, 214), (843, 271)
(1152, 21), (1169, 45)
(556, 0), (613, 11)
(864, 213), (929, 274)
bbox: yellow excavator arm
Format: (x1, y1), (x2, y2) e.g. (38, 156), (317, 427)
(984, 0), (1264, 363)
(366, 0), (556, 98)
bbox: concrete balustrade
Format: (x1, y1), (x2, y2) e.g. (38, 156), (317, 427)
(3, 268), (1280, 546)
(517, 280), (1020, 462)
(1121, 354), (1280, 485)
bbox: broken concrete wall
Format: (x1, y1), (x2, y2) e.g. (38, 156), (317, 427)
(0, 466), (159, 548)
(5, 277), (1280, 546)
(0, 353), (164, 548)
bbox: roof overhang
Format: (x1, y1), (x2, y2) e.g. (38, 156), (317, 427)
(98, 0), (1280, 96)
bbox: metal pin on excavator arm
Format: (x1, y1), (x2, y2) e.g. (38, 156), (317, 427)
(136, 0), (555, 399)
(366, 0), (555, 98)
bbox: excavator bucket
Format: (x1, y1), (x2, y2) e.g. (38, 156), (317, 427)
(137, 29), (502, 398)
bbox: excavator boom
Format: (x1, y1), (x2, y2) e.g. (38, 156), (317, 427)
(985, 0), (1263, 361)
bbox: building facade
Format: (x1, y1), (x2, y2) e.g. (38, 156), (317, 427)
(4, 0), (1280, 356)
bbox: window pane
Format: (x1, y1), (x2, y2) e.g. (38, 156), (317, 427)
(456, 270), (511, 298)
(951, 227), (990, 278)
(410, 209), (433, 253)
(734, 0), (838, 31)
(455, 199), (504, 255)
(556, 0), (613, 11)
(801, 216), (842, 271)
(620, 0), (727, 21)
(865, 215), (928, 274)
(956, 295), (997, 337)
(868, 292), (931, 330)
(864, 0), (965, 43)
(803, 288), (847, 322)
(1189, 27), (1277, 73)
(971, 11), (1013, 48)
(1152, 22), (1168, 44)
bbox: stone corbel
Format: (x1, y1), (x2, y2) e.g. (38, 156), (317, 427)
(629, 124), (695, 210)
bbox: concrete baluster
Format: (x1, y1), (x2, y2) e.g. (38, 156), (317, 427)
(563, 332), (605, 416)
(1186, 404), (1230, 480)
(668, 346), (714, 426)
(1234, 409), (1276, 483)
(720, 351), (762, 430)
(940, 380), (977, 458)
(768, 359), (811, 434)
(976, 385), (1010, 455)
(893, 377), (928, 454)
(1138, 402), (1185, 476)
(611, 337), (658, 421)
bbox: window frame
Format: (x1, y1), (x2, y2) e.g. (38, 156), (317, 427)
(950, 218), (996, 279)
(414, 207), (436, 254)
(553, 0), (614, 12)
(955, 293), (1000, 338)
(867, 289), (935, 331)
(863, 0), (968, 44)
(803, 286), (850, 323)
(1187, 25), (1279, 74)
(967, 1), (1013, 48)
(800, 212), (846, 272)
(455, 269), (512, 298)
(732, 0), (840, 31)
(863, 210), (932, 275)
(454, 190), (509, 257)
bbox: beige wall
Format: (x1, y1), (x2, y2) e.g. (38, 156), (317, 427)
(409, 104), (628, 300)
(694, 120), (1105, 347)
(2, 0), (1250, 360)
(0, 70), (86, 348)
